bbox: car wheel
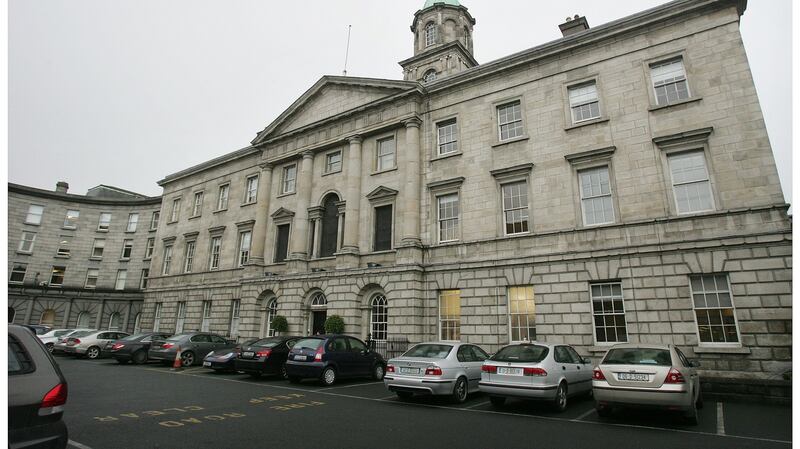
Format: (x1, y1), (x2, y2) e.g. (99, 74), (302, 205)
(46, 343), (54, 353)
(396, 391), (413, 401)
(181, 351), (195, 367)
(684, 401), (699, 425)
(321, 367), (337, 386)
(451, 377), (468, 404)
(553, 382), (568, 412)
(288, 376), (301, 384)
(280, 364), (289, 380)
(86, 346), (101, 359)
(596, 404), (612, 418)
(489, 396), (506, 406)
(372, 364), (385, 381)
(132, 350), (147, 365)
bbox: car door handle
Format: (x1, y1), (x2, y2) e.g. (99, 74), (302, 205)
(562, 366), (566, 370)
(576, 366), (581, 369)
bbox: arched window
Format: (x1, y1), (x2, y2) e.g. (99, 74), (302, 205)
(76, 311), (91, 328)
(39, 309), (56, 326)
(133, 313), (142, 334)
(319, 194), (340, 258)
(423, 70), (437, 83)
(311, 293), (327, 308)
(425, 22), (437, 47)
(370, 294), (388, 341)
(108, 312), (121, 331)
(266, 299), (278, 336)
(8, 307), (16, 323)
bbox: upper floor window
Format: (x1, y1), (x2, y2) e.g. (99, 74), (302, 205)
(97, 212), (112, 231)
(274, 224), (290, 263)
(91, 238), (105, 259)
(144, 238), (155, 260)
(18, 231), (36, 253)
(373, 205), (393, 252)
(192, 192), (204, 217)
(325, 151), (342, 174)
(84, 268), (99, 289)
(244, 175), (259, 204)
(49, 266), (66, 287)
(121, 239), (134, 260)
(115, 270), (127, 290)
(497, 101), (524, 141)
(437, 193), (459, 243)
(10, 263), (27, 284)
(56, 235), (71, 257)
(502, 181), (529, 235)
(170, 199), (181, 222)
(437, 119), (458, 156)
(579, 166), (614, 226)
(282, 165), (297, 194)
(690, 274), (739, 345)
(238, 231), (252, 267)
(25, 205), (44, 225)
(425, 22), (437, 47)
(376, 137), (396, 171)
(184, 240), (196, 273)
(423, 70), (437, 83)
(140, 269), (150, 289)
(651, 58), (689, 105)
(63, 210), (80, 229)
(162, 245), (173, 275)
(150, 211), (160, 230)
(209, 236), (222, 270)
(568, 81), (600, 123)
(126, 213), (139, 232)
(217, 184), (230, 210)
(668, 151), (714, 214)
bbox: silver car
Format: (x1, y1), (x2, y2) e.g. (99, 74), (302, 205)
(383, 342), (490, 403)
(52, 329), (96, 354)
(592, 343), (702, 424)
(479, 342), (593, 412)
(37, 329), (75, 353)
(63, 330), (130, 359)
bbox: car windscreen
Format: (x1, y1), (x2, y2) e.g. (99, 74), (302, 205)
(166, 334), (192, 342)
(293, 338), (323, 350)
(402, 344), (453, 359)
(251, 337), (284, 348)
(491, 345), (549, 363)
(70, 330), (94, 338)
(602, 348), (672, 366)
(121, 333), (151, 341)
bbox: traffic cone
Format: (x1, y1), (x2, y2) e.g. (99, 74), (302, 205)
(171, 345), (183, 371)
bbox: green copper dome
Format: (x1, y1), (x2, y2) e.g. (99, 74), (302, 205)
(422, 0), (460, 9)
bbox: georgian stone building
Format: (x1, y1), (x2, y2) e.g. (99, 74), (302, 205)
(8, 183), (162, 332)
(13, 0), (790, 383)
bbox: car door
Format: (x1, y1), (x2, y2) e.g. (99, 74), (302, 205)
(328, 337), (351, 376)
(210, 335), (231, 352)
(675, 347), (699, 399)
(95, 332), (113, 349)
(190, 334), (212, 357)
(554, 346), (580, 390)
(347, 337), (371, 376)
(467, 345), (489, 392)
(564, 345), (591, 393)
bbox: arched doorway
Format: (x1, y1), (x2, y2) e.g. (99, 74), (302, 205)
(108, 312), (121, 331)
(370, 294), (388, 342)
(39, 309), (56, 326)
(76, 311), (91, 328)
(310, 293), (327, 335)
(319, 194), (340, 257)
(265, 299), (278, 337)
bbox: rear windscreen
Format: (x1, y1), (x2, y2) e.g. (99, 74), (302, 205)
(491, 345), (548, 363)
(293, 338), (323, 350)
(8, 336), (35, 375)
(54, 330), (72, 337)
(167, 334), (190, 342)
(252, 337), (283, 348)
(602, 348), (672, 366)
(70, 330), (94, 338)
(402, 344), (453, 359)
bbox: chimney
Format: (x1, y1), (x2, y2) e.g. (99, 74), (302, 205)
(55, 181), (69, 193)
(559, 14), (589, 37)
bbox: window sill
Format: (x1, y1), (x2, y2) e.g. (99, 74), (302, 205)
(213, 208), (228, 214)
(321, 169), (342, 177)
(503, 231), (531, 239)
(96, 229), (109, 233)
(188, 215), (201, 220)
(89, 257), (103, 261)
(436, 240), (461, 246)
(564, 117), (610, 131)
(648, 96), (702, 112)
(693, 346), (750, 355)
(23, 222), (41, 226)
(61, 226), (77, 231)
(431, 152), (462, 162)
(277, 191), (296, 199)
(16, 251), (33, 256)
(119, 258), (131, 263)
(370, 249), (396, 255)
(240, 201), (256, 208)
(124, 230), (137, 234)
(491, 136), (529, 148)
(143, 258), (152, 262)
(371, 167), (398, 176)
(149, 228), (158, 232)
(54, 254), (70, 259)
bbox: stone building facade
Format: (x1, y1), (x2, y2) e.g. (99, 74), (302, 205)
(8, 183), (162, 333)
(13, 0), (789, 383)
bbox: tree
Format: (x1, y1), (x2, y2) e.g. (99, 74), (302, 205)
(271, 315), (288, 335)
(324, 315), (345, 334)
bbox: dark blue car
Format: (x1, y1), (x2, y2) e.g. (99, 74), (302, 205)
(285, 335), (386, 386)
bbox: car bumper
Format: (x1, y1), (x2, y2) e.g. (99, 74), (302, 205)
(203, 359), (235, 370)
(234, 358), (271, 373)
(285, 361), (325, 379)
(593, 381), (693, 409)
(478, 381), (558, 400)
(9, 419), (68, 449)
(62, 346), (84, 355)
(383, 375), (455, 395)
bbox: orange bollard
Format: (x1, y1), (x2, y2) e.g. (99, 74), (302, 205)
(171, 345), (183, 371)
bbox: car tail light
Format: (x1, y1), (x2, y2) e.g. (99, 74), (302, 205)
(111, 343), (124, 350)
(481, 365), (497, 373)
(314, 345), (324, 362)
(523, 367), (547, 376)
(386, 364), (395, 373)
(69, 339), (80, 345)
(664, 368), (685, 384)
(424, 365), (442, 376)
(39, 383), (68, 416)
(162, 343), (174, 349)
(256, 349), (271, 358)
(593, 367), (606, 381)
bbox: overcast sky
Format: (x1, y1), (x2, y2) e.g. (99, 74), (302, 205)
(8, 0), (792, 205)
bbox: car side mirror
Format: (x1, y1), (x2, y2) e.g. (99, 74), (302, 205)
(581, 357), (591, 364)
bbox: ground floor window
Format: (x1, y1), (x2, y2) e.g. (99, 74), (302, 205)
(108, 312), (121, 331)
(175, 302), (186, 334)
(691, 274), (739, 344)
(201, 301), (212, 332)
(229, 300), (241, 338)
(370, 294), (388, 341)
(40, 309), (56, 326)
(591, 282), (627, 343)
(265, 299), (277, 337)
(133, 312), (142, 334)
(153, 304), (162, 332)
(508, 286), (536, 342)
(8, 307), (16, 323)
(439, 290), (461, 341)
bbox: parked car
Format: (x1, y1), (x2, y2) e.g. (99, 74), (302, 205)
(53, 329), (96, 354)
(479, 342), (592, 412)
(383, 342), (489, 402)
(202, 338), (260, 372)
(23, 324), (52, 335)
(107, 332), (172, 364)
(148, 332), (236, 367)
(38, 329), (76, 353)
(9, 324), (69, 449)
(63, 330), (130, 359)
(234, 336), (302, 379)
(592, 343), (702, 424)
(285, 335), (386, 386)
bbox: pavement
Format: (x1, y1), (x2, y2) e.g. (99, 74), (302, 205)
(56, 355), (792, 449)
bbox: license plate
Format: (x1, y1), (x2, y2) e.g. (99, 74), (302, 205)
(399, 367), (420, 375)
(203, 361), (211, 367)
(243, 351), (254, 358)
(618, 373), (648, 381)
(294, 355), (307, 361)
(498, 367), (523, 376)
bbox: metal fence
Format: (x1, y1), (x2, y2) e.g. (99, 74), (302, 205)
(367, 335), (409, 360)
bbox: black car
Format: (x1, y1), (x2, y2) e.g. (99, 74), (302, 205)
(285, 335), (386, 386)
(202, 338), (260, 372)
(9, 324), (69, 449)
(107, 332), (172, 364)
(234, 336), (302, 379)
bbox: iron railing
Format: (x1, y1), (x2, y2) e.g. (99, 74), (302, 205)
(367, 335), (409, 360)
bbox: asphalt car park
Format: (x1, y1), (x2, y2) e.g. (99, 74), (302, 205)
(57, 356), (791, 449)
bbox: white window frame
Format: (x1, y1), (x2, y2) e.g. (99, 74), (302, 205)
(282, 165), (297, 194)
(436, 193), (460, 243)
(184, 240), (196, 273)
(590, 282), (628, 345)
(175, 302), (186, 334)
(690, 274), (741, 347)
(265, 299), (278, 337)
(508, 286), (536, 342)
(140, 269), (149, 289)
(370, 294), (388, 342)
(668, 150), (715, 215)
(229, 299), (241, 338)
(423, 70), (437, 83)
(63, 210), (80, 229)
(18, 232), (36, 253)
(425, 22), (436, 47)
(144, 238), (155, 260)
(209, 236), (222, 270)
(121, 239), (134, 260)
(10, 263), (28, 284)
(162, 245), (173, 275)
(438, 290), (461, 342)
(436, 119), (458, 156)
(244, 175), (259, 204)
(217, 184), (230, 210)
(238, 231), (252, 267)
(115, 270), (127, 290)
(578, 166), (615, 226)
(91, 238), (105, 259)
(25, 205), (44, 225)
(568, 81), (601, 123)
(169, 199), (181, 223)
(497, 101), (524, 142)
(56, 235), (71, 257)
(49, 266), (66, 287)
(108, 312), (121, 331)
(501, 181), (530, 236)
(150, 211), (160, 230)
(192, 192), (204, 217)
(153, 303), (162, 332)
(126, 213), (139, 232)
(84, 268), (99, 289)
(650, 57), (690, 106)
(325, 151), (342, 174)
(97, 212), (112, 231)
(201, 301), (212, 332)
(376, 137), (396, 171)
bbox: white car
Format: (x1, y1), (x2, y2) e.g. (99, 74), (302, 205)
(63, 330), (130, 359)
(38, 329), (76, 353)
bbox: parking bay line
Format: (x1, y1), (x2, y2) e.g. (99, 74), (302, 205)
(464, 400), (490, 410)
(311, 381), (384, 391)
(143, 368), (791, 446)
(717, 402), (726, 436)
(68, 439), (94, 449)
(572, 408), (596, 422)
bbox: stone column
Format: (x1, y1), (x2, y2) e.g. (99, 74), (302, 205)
(341, 136), (363, 254)
(250, 163), (274, 265)
(289, 151), (314, 260)
(336, 201), (347, 251)
(307, 206), (323, 259)
(401, 118), (422, 246)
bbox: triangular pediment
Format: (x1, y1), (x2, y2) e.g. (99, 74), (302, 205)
(366, 186), (399, 202)
(270, 207), (295, 220)
(252, 76), (417, 144)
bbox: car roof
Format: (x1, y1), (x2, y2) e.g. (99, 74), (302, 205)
(602, 343), (674, 350)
